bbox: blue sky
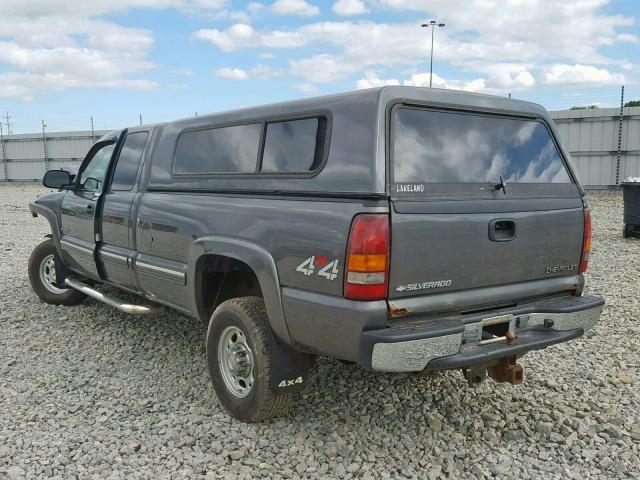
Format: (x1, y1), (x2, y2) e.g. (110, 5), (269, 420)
(0, 0), (638, 133)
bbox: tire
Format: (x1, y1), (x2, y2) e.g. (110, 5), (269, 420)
(206, 297), (295, 422)
(623, 224), (635, 239)
(28, 239), (86, 306)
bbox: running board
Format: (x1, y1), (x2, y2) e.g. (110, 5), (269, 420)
(65, 278), (160, 315)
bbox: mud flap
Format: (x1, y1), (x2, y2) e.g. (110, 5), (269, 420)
(267, 327), (316, 393)
(52, 241), (69, 289)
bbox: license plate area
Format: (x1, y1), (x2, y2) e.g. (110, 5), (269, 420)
(463, 314), (517, 345)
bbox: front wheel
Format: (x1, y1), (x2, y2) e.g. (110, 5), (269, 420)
(28, 239), (86, 306)
(206, 297), (301, 422)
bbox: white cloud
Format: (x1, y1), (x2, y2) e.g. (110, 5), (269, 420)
(616, 33), (638, 43)
(196, 1), (633, 91)
(332, 0), (368, 16)
(0, 0), (234, 99)
(214, 67), (249, 80)
(247, 2), (265, 13)
(270, 0), (319, 17)
(294, 82), (319, 93)
(290, 54), (360, 83)
(478, 64), (536, 89)
(403, 72), (486, 92)
(1, 0), (229, 17)
(543, 64), (626, 85)
(355, 71), (400, 89)
(213, 65), (282, 81)
(356, 71), (488, 93)
(194, 23), (258, 52)
(250, 64), (281, 79)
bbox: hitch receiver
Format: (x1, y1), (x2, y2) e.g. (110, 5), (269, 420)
(488, 356), (523, 385)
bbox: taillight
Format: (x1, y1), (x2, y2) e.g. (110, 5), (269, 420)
(344, 214), (389, 301)
(579, 207), (591, 273)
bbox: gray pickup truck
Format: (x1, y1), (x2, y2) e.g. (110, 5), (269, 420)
(28, 86), (604, 422)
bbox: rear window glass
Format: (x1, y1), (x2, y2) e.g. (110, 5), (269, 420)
(174, 123), (261, 174)
(393, 108), (571, 184)
(261, 118), (319, 172)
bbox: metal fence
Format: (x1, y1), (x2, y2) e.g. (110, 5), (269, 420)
(1, 108), (639, 187)
(550, 106), (640, 188)
(0, 130), (109, 182)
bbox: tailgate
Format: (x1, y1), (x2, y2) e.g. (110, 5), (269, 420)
(388, 198), (584, 298)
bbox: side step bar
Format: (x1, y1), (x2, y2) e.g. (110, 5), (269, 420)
(65, 278), (160, 315)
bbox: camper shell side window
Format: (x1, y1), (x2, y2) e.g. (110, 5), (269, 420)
(171, 114), (329, 178)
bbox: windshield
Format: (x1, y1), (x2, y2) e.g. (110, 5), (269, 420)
(393, 107), (572, 184)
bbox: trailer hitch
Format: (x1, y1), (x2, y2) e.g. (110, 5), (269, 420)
(464, 356), (524, 387)
(487, 356), (524, 385)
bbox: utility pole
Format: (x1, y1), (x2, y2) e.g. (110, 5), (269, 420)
(139, 114), (143, 126)
(421, 20), (446, 88)
(0, 122), (6, 181)
(615, 85), (624, 187)
(90, 116), (95, 144)
(3, 112), (12, 135)
(42, 120), (49, 172)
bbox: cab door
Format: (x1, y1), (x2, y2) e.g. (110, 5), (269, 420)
(99, 130), (150, 290)
(60, 138), (120, 279)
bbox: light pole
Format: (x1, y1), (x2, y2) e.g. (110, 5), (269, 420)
(421, 20), (445, 88)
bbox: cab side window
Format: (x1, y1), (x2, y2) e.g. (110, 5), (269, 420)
(79, 143), (115, 192)
(110, 132), (149, 191)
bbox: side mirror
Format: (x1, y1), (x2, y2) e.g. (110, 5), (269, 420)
(43, 170), (73, 190)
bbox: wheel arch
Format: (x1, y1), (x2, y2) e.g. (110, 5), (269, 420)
(188, 236), (291, 346)
(30, 202), (61, 244)
(29, 202), (69, 279)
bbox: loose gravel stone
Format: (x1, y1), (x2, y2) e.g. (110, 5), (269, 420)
(1, 184), (639, 479)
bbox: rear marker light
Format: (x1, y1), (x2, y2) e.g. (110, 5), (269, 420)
(344, 214), (389, 301)
(579, 207), (592, 274)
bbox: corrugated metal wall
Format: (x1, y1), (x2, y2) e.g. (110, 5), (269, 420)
(550, 106), (640, 188)
(1, 107), (639, 186)
(0, 130), (109, 182)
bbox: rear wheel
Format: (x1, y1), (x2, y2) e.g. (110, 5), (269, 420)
(623, 224), (632, 238)
(28, 239), (86, 306)
(206, 297), (296, 422)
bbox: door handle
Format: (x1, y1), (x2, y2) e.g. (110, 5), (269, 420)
(489, 219), (516, 242)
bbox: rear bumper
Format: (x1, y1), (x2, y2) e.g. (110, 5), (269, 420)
(361, 294), (604, 372)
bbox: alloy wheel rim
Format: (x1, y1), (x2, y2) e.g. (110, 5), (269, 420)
(218, 326), (254, 398)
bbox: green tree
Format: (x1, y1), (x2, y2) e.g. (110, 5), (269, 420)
(624, 100), (640, 107)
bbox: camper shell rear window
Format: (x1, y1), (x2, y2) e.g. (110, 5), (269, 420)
(391, 106), (577, 196)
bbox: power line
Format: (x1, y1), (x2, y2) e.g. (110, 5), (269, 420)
(0, 122), (6, 181)
(3, 112), (12, 135)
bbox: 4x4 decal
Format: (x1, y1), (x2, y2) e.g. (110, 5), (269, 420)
(296, 256), (339, 281)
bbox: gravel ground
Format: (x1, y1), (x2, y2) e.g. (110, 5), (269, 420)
(1, 183), (639, 480)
